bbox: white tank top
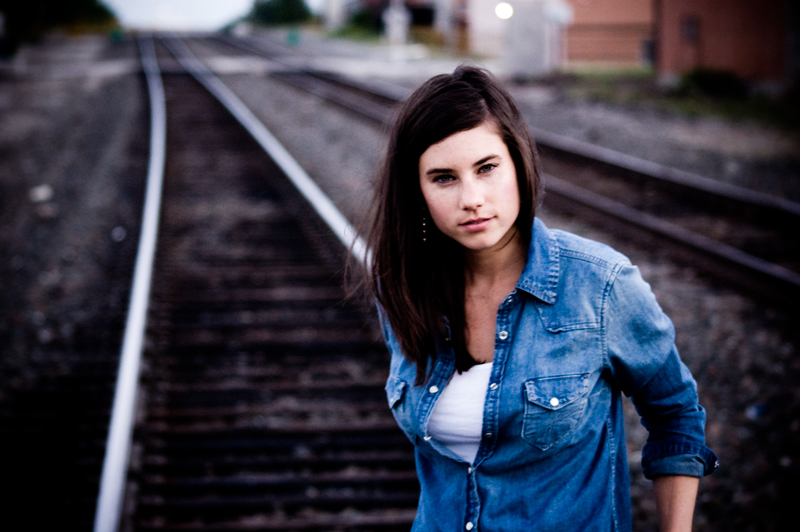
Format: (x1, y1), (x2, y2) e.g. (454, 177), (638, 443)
(427, 362), (493, 464)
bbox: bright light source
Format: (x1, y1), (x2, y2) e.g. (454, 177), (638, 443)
(495, 2), (513, 19)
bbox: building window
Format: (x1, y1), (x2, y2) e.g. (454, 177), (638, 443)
(681, 15), (700, 44)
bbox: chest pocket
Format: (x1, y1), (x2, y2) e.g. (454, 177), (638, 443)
(522, 374), (590, 451)
(385, 375), (415, 443)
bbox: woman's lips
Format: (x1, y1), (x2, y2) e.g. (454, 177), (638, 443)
(460, 217), (492, 232)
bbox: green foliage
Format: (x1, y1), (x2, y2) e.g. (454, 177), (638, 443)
(0, 1), (116, 29)
(0, 0), (117, 54)
(329, 8), (382, 40)
(349, 8), (382, 33)
(553, 67), (798, 129)
(560, 68), (655, 106)
(250, 0), (311, 26)
(679, 68), (749, 100)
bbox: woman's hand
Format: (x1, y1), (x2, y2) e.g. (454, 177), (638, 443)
(653, 475), (700, 532)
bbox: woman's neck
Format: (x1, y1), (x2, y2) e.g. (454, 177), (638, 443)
(462, 227), (527, 363)
(464, 228), (527, 288)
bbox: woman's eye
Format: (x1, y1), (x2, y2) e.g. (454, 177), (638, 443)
(478, 163), (497, 174)
(432, 174), (455, 184)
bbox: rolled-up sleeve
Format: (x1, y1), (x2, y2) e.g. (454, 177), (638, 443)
(604, 264), (718, 479)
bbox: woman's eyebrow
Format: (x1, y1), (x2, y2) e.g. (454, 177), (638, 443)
(425, 167), (453, 176)
(424, 155), (500, 176)
(473, 154), (499, 167)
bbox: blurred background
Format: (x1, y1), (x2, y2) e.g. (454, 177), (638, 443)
(1, 0), (798, 531)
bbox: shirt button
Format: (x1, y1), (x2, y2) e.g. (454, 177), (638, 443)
(489, 383), (498, 390)
(498, 331), (508, 340)
(466, 523), (474, 531)
(550, 397), (560, 407)
(468, 467), (473, 473)
(424, 436), (431, 441)
(429, 385), (439, 393)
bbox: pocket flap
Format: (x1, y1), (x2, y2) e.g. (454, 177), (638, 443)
(385, 376), (407, 408)
(524, 374), (589, 411)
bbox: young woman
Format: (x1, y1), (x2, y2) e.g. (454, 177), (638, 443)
(365, 66), (717, 532)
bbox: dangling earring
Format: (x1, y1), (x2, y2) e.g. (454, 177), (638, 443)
(422, 206), (428, 243)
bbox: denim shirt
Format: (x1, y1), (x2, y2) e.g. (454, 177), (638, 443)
(381, 218), (717, 532)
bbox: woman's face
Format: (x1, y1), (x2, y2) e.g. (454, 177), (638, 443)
(418, 122), (521, 254)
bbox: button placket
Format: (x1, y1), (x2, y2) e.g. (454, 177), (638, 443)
(418, 355), (453, 447)
(465, 452), (481, 532)
(496, 298), (511, 341)
(502, 290), (515, 307)
(476, 304), (514, 465)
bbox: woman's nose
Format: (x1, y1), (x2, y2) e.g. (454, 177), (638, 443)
(460, 178), (484, 209)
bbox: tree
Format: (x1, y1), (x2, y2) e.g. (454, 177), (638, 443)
(0, 0), (117, 55)
(249, 0), (311, 26)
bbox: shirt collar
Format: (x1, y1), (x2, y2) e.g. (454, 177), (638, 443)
(516, 218), (560, 304)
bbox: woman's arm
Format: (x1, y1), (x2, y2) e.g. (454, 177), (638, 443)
(653, 475), (699, 532)
(602, 264), (716, 527)
(604, 265), (717, 477)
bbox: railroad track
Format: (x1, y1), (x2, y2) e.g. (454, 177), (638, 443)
(12, 30), (787, 531)
(92, 36), (418, 531)
(2, 31), (791, 532)
(203, 33), (800, 304)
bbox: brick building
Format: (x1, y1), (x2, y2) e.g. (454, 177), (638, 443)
(564, 0), (654, 65)
(657, 0), (790, 84)
(351, 0), (796, 85)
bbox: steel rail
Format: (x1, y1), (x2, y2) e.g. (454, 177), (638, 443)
(161, 35), (368, 265)
(544, 174), (800, 291)
(531, 127), (800, 218)
(212, 33), (412, 103)
(93, 35), (167, 532)
(210, 34), (800, 220)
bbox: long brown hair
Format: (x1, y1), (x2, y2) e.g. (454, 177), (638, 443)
(366, 66), (542, 384)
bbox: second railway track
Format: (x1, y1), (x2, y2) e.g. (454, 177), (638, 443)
(122, 38), (418, 530)
(203, 33), (800, 304)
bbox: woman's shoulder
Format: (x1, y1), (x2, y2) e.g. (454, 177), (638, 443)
(521, 219), (636, 306)
(552, 229), (630, 271)
(533, 218), (631, 273)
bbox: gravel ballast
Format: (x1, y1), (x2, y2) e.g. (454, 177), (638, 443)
(1, 34), (797, 531)
(0, 34), (148, 527)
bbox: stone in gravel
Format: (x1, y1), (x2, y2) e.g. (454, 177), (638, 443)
(28, 183), (54, 202)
